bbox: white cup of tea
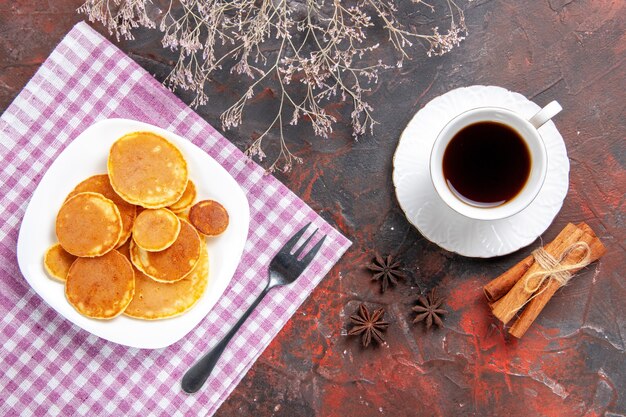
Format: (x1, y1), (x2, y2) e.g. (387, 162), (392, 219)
(429, 101), (562, 221)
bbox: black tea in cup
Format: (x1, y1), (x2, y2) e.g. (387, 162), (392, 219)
(442, 121), (531, 207)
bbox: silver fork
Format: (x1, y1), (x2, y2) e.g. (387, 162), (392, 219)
(182, 222), (326, 393)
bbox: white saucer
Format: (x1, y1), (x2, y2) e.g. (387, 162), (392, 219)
(392, 85), (569, 258)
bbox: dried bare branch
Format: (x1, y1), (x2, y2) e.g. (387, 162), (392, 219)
(79, 0), (468, 172)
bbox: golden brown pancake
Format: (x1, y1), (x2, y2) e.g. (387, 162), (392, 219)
(56, 192), (122, 257)
(132, 208), (181, 252)
(176, 209), (190, 223)
(189, 200), (229, 236)
(117, 240), (132, 259)
(67, 174), (137, 247)
(168, 180), (196, 213)
(123, 239), (209, 320)
(65, 250), (135, 319)
(108, 131), (188, 208)
(130, 219), (201, 283)
(43, 243), (77, 282)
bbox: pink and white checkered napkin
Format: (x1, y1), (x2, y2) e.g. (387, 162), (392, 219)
(0, 22), (350, 416)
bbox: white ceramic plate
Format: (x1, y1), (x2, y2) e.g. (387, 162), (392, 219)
(17, 118), (249, 349)
(393, 85), (569, 257)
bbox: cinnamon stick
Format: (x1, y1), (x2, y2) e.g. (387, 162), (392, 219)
(508, 223), (606, 338)
(484, 255), (535, 302)
(483, 223), (596, 303)
(491, 223), (585, 324)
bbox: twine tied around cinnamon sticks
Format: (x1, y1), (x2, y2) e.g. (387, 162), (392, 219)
(483, 223), (605, 339)
(524, 242), (591, 293)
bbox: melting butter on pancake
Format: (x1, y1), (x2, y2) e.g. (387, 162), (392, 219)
(189, 200), (229, 236)
(108, 131), (188, 208)
(65, 250), (135, 319)
(123, 239), (209, 320)
(43, 243), (77, 282)
(56, 192), (122, 257)
(130, 219), (201, 283)
(132, 208), (181, 252)
(67, 174), (137, 247)
(168, 180), (196, 213)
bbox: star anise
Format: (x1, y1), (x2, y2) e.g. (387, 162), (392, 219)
(348, 304), (389, 348)
(412, 288), (447, 330)
(366, 254), (406, 293)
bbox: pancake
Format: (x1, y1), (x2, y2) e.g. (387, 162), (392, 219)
(56, 192), (122, 257)
(132, 208), (181, 252)
(65, 250), (135, 319)
(123, 239), (209, 320)
(189, 200), (229, 236)
(168, 180), (196, 213)
(67, 174), (137, 247)
(176, 208), (190, 223)
(130, 219), (201, 283)
(117, 240), (132, 259)
(108, 131), (188, 208)
(43, 243), (77, 281)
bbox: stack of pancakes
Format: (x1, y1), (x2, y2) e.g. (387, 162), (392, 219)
(44, 131), (229, 320)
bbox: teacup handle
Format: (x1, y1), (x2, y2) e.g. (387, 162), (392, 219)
(529, 100), (562, 129)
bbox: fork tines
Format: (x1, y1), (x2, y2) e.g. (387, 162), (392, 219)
(282, 222), (326, 262)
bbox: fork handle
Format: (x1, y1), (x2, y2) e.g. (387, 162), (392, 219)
(182, 285), (270, 393)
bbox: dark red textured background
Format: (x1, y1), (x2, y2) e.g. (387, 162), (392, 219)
(1, 1), (624, 416)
